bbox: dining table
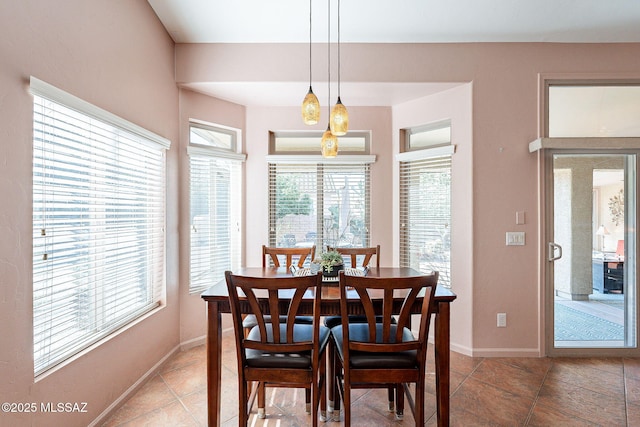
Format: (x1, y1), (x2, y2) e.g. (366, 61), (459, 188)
(201, 266), (457, 426)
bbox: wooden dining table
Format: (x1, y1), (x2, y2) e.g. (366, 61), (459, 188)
(201, 267), (457, 426)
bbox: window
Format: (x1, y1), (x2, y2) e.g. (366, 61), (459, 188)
(189, 122), (244, 293)
(270, 130), (370, 154)
(268, 161), (372, 252)
(267, 131), (374, 253)
(31, 77), (169, 376)
(399, 121), (453, 288)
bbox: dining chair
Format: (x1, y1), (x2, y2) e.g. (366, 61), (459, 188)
(225, 270), (329, 425)
(263, 244), (316, 269)
(323, 245), (387, 412)
(326, 244), (380, 270)
(330, 271), (438, 425)
(242, 245), (317, 337)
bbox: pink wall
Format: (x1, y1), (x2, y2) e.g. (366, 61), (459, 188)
(0, 1), (180, 425)
(177, 42), (640, 357)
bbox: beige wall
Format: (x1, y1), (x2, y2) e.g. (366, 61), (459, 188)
(0, 1), (180, 426)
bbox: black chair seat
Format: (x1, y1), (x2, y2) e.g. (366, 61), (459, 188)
(243, 314), (314, 329)
(330, 323), (417, 369)
(246, 324), (330, 369)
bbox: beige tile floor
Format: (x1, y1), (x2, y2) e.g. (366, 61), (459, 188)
(102, 328), (640, 426)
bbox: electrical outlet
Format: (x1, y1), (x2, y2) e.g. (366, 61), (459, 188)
(506, 232), (525, 246)
(497, 313), (507, 327)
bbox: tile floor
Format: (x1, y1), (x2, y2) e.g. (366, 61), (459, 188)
(102, 327), (640, 426)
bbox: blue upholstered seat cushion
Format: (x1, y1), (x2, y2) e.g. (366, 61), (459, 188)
(323, 314), (395, 329)
(330, 323), (417, 369)
(245, 323), (330, 369)
(243, 314), (314, 329)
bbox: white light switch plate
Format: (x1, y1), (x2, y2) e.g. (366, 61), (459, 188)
(506, 231), (525, 246)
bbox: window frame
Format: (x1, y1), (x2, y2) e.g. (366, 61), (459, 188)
(188, 121), (245, 294)
(30, 77), (169, 376)
(398, 121), (454, 288)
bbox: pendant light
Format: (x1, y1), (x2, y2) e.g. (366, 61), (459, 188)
(321, 0), (338, 158)
(329, 0), (348, 136)
(301, 0), (320, 125)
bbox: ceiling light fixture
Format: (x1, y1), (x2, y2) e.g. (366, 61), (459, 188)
(321, 0), (338, 158)
(301, 0), (320, 125)
(329, 0), (348, 136)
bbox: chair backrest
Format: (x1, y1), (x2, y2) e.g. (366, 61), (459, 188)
(262, 245), (316, 269)
(225, 271), (323, 365)
(338, 271), (438, 362)
(327, 245), (380, 269)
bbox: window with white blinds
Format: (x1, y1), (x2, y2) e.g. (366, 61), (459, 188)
(31, 77), (169, 376)
(188, 127), (244, 293)
(399, 155), (452, 288)
(268, 163), (370, 253)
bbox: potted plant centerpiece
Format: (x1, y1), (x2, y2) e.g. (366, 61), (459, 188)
(318, 250), (344, 277)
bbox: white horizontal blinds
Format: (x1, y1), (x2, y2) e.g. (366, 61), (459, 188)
(189, 153), (242, 293)
(268, 164), (319, 262)
(322, 164), (370, 249)
(399, 156), (451, 288)
(32, 93), (167, 376)
(268, 162), (370, 259)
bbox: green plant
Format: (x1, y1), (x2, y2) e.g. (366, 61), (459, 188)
(318, 250), (344, 273)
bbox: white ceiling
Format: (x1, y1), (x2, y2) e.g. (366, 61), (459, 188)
(147, 0), (640, 107)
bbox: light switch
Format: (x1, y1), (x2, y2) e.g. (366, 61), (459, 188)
(506, 231), (525, 246)
(516, 211), (525, 225)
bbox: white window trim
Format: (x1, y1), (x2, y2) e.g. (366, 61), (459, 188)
(266, 154), (376, 164)
(396, 144), (455, 162)
(29, 77), (170, 149)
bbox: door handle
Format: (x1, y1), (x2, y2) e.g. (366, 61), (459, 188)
(548, 242), (563, 262)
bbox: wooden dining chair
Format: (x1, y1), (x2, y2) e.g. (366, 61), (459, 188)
(330, 271), (438, 425)
(225, 270), (329, 425)
(326, 244), (380, 270)
(242, 245), (317, 336)
(323, 245), (385, 412)
(263, 244), (316, 269)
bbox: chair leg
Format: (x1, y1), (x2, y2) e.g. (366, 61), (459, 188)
(332, 353), (341, 421)
(327, 339), (335, 411)
(395, 383), (404, 419)
(319, 354), (327, 422)
(387, 386), (395, 411)
(415, 379), (425, 425)
(343, 379), (351, 427)
(239, 380), (249, 425)
(257, 381), (266, 419)
(305, 388), (311, 414)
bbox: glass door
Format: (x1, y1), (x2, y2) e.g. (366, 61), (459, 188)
(548, 151), (637, 352)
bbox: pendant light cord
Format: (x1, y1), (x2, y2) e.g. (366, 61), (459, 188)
(337, 0), (341, 98)
(308, 0), (312, 87)
(327, 0), (331, 116)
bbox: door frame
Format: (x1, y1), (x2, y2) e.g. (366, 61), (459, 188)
(534, 139), (640, 356)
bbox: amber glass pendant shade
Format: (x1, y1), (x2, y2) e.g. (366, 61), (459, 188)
(321, 126), (339, 158)
(329, 97), (349, 136)
(302, 87), (321, 125)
